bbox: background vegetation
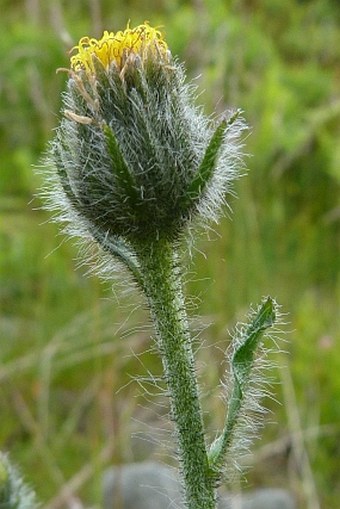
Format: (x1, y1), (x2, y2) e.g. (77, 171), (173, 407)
(0, 0), (339, 508)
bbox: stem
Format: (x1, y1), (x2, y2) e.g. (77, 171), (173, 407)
(136, 239), (216, 509)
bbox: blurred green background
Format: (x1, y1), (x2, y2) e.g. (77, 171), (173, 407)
(0, 0), (339, 508)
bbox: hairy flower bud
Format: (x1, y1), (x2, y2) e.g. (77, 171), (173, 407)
(0, 453), (39, 508)
(47, 22), (246, 248)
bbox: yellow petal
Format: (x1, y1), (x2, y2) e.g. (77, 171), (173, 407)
(70, 22), (169, 74)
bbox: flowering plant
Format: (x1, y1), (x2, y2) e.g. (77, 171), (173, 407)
(39, 23), (279, 509)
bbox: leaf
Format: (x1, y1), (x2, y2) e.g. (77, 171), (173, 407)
(208, 297), (277, 475)
(232, 296), (275, 385)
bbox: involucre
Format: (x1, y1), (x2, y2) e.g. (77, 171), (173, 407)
(48, 23), (246, 248)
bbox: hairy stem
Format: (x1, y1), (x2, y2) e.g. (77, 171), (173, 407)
(136, 239), (216, 509)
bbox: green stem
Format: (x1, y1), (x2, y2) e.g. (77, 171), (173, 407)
(136, 239), (216, 509)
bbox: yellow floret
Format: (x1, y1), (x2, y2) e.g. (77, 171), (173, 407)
(70, 22), (169, 73)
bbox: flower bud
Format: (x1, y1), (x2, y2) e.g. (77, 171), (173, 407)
(48, 23), (246, 247)
(0, 452), (39, 508)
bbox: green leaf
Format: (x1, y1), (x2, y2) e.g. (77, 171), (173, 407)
(208, 297), (276, 475)
(232, 296), (275, 383)
(186, 110), (241, 203)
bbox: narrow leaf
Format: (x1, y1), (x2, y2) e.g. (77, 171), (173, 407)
(232, 297), (275, 383)
(208, 297), (276, 475)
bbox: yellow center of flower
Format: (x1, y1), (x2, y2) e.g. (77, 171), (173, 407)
(70, 22), (169, 74)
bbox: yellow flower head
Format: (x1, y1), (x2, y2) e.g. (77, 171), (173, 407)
(70, 22), (169, 74)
